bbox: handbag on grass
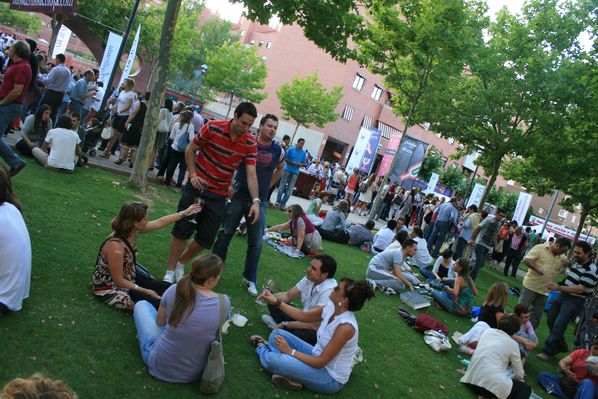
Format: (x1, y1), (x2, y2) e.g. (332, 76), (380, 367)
(200, 294), (227, 394)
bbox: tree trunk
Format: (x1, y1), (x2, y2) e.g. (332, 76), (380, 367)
(478, 155), (501, 209)
(225, 92), (234, 119)
(48, 14), (64, 57)
(290, 122), (300, 144)
(571, 204), (590, 255)
(129, 0), (183, 189)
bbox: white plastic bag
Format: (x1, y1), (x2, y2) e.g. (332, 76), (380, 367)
(100, 126), (113, 140)
(424, 330), (452, 352)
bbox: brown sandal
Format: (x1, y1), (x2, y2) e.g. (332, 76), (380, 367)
(272, 374), (303, 390)
(249, 335), (266, 348)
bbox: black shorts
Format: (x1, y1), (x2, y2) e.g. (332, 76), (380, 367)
(112, 114), (129, 134)
(171, 182), (227, 249)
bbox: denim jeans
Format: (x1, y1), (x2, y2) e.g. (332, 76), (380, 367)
(431, 289), (456, 314)
(471, 244), (490, 280)
(428, 220), (450, 258)
(0, 102), (25, 168)
(503, 248), (524, 277)
(133, 300), (165, 364)
(212, 198), (267, 283)
(424, 221), (436, 242)
(543, 293), (585, 357)
(453, 237), (468, 261)
(276, 170), (299, 207)
(538, 372), (597, 399)
(256, 329), (344, 394)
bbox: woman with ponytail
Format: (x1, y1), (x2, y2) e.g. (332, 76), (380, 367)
(133, 253), (230, 383)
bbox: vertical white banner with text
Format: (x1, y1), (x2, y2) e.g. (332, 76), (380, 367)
(51, 25), (72, 58)
(346, 128), (373, 173)
(98, 31), (123, 100)
(513, 192), (533, 226)
(466, 183), (486, 208)
(118, 24), (141, 86)
(426, 172), (439, 193)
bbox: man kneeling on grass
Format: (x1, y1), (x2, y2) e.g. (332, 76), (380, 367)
(365, 238), (419, 295)
(31, 114), (84, 172)
(260, 255), (337, 345)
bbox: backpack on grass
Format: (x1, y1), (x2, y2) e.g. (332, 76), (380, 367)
(414, 313), (449, 335)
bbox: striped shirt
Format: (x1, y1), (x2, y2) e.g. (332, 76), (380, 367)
(561, 261), (598, 297)
(192, 119), (257, 197)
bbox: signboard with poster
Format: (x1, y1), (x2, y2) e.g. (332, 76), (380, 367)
(10, 0), (77, 14)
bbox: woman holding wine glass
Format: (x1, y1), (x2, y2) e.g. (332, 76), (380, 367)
(249, 277), (374, 393)
(92, 201), (201, 310)
(265, 204), (322, 255)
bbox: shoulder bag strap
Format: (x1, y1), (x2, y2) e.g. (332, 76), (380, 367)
(217, 294), (226, 342)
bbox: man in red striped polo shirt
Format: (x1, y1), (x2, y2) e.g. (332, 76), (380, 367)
(164, 102), (261, 283)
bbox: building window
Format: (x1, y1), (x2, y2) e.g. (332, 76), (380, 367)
(558, 209), (569, 218)
(385, 91), (393, 107)
(371, 85), (383, 101)
(262, 56), (267, 61)
(352, 74), (366, 91)
(539, 208), (545, 215)
(249, 40), (255, 45)
(571, 215), (576, 223)
(447, 137), (455, 145)
(240, 30), (245, 37)
(342, 105), (355, 121)
(266, 42), (272, 48)
(258, 41), (264, 47)
(362, 115), (373, 128)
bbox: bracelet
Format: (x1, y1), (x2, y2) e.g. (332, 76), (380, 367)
(275, 298), (282, 308)
(178, 210), (186, 218)
(290, 349), (296, 357)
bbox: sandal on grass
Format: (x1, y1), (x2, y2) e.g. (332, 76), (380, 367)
(272, 374), (303, 391)
(249, 335), (266, 348)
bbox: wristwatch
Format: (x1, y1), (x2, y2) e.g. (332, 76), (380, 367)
(282, 321), (289, 330)
(178, 210), (186, 218)
(252, 198), (261, 204)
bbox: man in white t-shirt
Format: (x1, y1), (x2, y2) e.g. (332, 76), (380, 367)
(410, 226), (434, 268)
(259, 255), (337, 345)
(32, 115), (82, 171)
(372, 219), (397, 254)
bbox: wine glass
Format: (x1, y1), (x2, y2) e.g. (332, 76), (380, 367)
(256, 278), (275, 305)
(188, 197), (204, 224)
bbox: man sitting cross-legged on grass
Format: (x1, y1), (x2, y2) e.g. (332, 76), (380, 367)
(260, 255), (337, 345)
(31, 114), (85, 172)
(365, 238), (419, 294)
(92, 201), (201, 310)
(250, 278), (374, 393)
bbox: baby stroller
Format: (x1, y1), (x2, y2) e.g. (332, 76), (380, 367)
(81, 109), (111, 157)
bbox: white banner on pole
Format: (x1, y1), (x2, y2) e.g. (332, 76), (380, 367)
(51, 25), (71, 58)
(98, 32), (123, 87)
(118, 24), (141, 86)
(513, 192), (532, 226)
(346, 127), (372, 173)
(466, 183), (486, 208)
(529, 215), (596, 246)
(425, 172), (439, 193)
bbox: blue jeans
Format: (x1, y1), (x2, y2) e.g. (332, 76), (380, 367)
(212, 198), (267, 283)
(134, 300), (164, 364)
(543, 293), (585, 357)
(538, 372), (597, 399)
(276, 170), (299, 207)
(471, 244), (490, 280)
(431, 289), (456, 314)
(256, 329), (344, 394)
(428, 220), (450, 257)
(453, 237), (467, 261)
(424, 221), (435, 242)
(0, 103), (25, 168)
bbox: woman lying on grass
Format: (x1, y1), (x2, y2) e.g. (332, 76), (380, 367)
(250, 278), (374, 393)
(92, 201), (200, 310)
(133, 254), (230, 383)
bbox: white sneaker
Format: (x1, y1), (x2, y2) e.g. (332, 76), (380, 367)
(366, 278), (377, 290)
(163, 271), (175, 283)
(243, 278), (258, 296)
(174, 267), (185, 282)
(261, 314), (277, 329)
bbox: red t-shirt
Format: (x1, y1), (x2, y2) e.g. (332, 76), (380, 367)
(0, 59), (32, 104)
(192, 119), (257, 197)
(569, 349), (598, 385)
(347, 174), (360, 190)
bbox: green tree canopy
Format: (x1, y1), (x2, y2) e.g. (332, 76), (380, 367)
(418, 147), (445, 182)
(0, 4), (44, 35)
(439, 166), (468, 193)
(203, 42), (268, 117)
(277, 72), (343, 143)
(487, 187), (518, 217)
(421, 0), (595, 208)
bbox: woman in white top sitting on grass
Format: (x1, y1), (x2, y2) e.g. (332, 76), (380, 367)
(420, 249), (456, 286)
(461, 313), (531, 399)
(250, 278), (374, 393)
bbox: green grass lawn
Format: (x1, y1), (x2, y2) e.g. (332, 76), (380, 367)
(1, 163), (562, 398)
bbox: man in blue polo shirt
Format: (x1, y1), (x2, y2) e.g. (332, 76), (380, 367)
(212, 114), (284, 295)
(275, 138), (307, 210)
(427, 197), (459, 257)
